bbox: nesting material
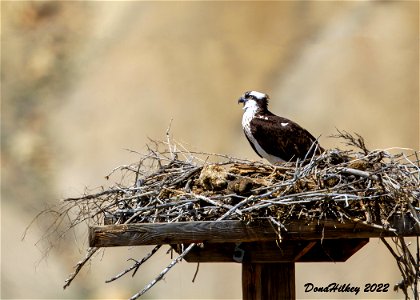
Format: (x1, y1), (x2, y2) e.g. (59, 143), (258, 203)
(67, 135), (419, 231)
(39, 132), (419, 298)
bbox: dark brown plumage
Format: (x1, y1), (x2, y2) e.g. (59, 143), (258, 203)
(238, 91), (323, 163)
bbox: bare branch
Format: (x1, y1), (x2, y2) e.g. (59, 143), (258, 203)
(105, 245), (161, 283)
(63, 247), (99, 289)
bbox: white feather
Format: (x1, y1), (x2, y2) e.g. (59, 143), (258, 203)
(248, 91), (266, 100)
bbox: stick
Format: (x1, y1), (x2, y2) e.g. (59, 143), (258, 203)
(105, 245), (162, 283)
(129, 243), (196, 300)
(166, 118), (175, 160)
(63, 247), (99, 289)
(192, 262), (200, 283)
(338, 167), (378, 180)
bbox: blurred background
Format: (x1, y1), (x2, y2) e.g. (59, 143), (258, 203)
(2, 1), (418, 299)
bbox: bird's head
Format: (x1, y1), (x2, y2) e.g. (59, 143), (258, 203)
(238, 91), (269, 112)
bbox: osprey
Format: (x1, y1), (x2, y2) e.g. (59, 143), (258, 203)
(238, 91), (323, 164)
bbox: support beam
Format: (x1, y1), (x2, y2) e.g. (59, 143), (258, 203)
(176, 239), (369, 263)
(242, 263), (295, 300)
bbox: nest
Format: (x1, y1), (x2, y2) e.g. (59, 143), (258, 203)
(32, 131), (420, 299)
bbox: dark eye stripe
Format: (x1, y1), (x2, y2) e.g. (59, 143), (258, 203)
(244, 91), (265, 101)
(245, 92), (256, 100)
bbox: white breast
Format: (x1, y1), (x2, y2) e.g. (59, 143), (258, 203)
(242, 103), (284, 164)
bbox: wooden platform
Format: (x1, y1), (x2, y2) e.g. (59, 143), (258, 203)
(89, 216), (419, 300)
(89, 217), (419, 248)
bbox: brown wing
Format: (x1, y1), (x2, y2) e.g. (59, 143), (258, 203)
(250, 114), (322, 161)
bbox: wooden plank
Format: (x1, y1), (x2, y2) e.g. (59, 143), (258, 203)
(89, 220), (275, 247)
(176, 241), (316, 263)
(89, 215), (419, 247)
(242, 263), (295, 300)
(177, 239), (368, 263)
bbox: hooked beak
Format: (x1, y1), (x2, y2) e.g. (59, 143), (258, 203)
(238, 97), (246, 105)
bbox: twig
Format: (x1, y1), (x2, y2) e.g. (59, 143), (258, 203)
(166, 118), (175, 160)
(192, 262), (200, 283)
(338, 167), (378, 180)
(129, 243), (196, 300)
(63, 247), (99, 289)
(105, 245), (162, 283)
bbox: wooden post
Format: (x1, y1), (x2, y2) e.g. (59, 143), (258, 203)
(242, 262), (295, 300)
